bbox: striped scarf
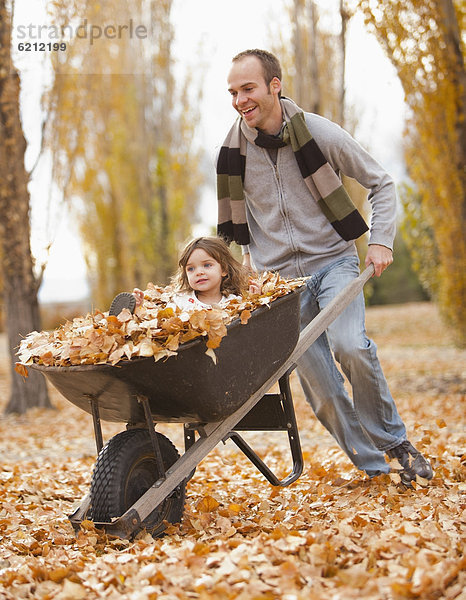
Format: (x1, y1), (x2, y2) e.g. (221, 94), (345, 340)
(216, 97), (368, 246)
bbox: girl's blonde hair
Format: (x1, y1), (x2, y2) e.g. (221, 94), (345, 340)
(173, 237), (249, 296)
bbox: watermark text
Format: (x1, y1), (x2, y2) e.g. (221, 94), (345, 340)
(15, 19), (147, 46)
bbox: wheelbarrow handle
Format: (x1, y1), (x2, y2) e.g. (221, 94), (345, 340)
(289, 263), (375, 365)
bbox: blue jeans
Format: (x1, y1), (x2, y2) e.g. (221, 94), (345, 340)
(296, 256), (406, 476)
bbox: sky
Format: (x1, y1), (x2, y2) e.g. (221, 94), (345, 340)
(13, 0), (405, 304)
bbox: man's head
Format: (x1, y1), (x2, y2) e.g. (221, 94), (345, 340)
(232, 49), (282, 87)
(227, 49), (283, 134)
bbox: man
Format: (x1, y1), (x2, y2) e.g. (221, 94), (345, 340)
(217, 48), (432, 485)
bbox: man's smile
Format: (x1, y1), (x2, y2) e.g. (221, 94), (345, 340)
(241, 106), (256, 116)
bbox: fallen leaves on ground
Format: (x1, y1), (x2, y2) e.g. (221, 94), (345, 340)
(0, 302), (465, 599)
(15, 272), (304, 370)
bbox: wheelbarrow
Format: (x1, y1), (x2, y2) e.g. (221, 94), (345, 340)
(31, 266), (374, 539)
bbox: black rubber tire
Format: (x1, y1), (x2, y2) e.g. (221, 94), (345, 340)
(90, 428), (186, 537)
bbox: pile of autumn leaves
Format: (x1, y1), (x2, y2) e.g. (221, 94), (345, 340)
(16, 272), (304, 373)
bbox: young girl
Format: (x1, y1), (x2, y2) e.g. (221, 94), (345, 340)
(130, 236), (261, 312)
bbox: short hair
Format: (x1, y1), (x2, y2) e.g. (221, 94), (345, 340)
(174, 236), (249, 296)
(232, 49), (282, 85)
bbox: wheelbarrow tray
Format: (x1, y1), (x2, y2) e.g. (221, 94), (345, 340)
(31, 289), (303, 423)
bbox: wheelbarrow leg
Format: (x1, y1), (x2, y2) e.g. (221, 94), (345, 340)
(86, 394), (104, 454)
(69, 494), (92, 531)
(139, 394), (166, 479)
(227, 368), (303, 486)
(69, 395), (103, 530)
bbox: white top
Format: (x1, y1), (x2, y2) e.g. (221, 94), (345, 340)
(167, 290), (240, 312)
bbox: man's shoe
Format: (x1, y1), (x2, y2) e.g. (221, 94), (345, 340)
(109, 292), (136, 317)
(387, 440), (433, 485)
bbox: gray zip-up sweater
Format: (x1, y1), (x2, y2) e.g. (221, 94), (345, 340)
(241, 112), (397, 278)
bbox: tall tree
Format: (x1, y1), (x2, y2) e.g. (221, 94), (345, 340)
(291, 0), (321, 113)
(0, 0), (51, 413)
(44, 0), (203, 309)
(273, 0), (371, 255)
(356, 0), (465, 345)
(279, 0), (345, 123)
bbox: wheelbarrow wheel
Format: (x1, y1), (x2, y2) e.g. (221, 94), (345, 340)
(90, 428), (185, 537)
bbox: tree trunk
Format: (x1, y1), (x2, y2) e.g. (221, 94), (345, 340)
(307, 0), (320, 114)
(293, 0), (321, 113)
(338, 0), (348, 127)
(292, 0), (305, 106)
(0, 0), (52, 413)
(438, 0), (466, 231)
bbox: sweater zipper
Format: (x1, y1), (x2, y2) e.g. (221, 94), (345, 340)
(271, 155), (298, 256)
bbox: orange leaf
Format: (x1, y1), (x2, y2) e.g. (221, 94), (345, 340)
(48, 566), (70, 583)
(240, 309), (251, 325)
(206, 334), (223, 349)
(106, 315), (120, 326)
(180, 329), (201, 343)
(15, 363), (29, 378)
(161, 317), (183, 334)
(40, 352), (55, 366)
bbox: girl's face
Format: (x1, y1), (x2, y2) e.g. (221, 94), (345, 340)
(185, 248), (227, 298)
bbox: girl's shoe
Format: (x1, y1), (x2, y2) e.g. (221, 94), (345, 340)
(109, 292), (136, 316)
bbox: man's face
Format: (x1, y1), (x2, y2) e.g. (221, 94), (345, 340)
(227, 55), (281, 134)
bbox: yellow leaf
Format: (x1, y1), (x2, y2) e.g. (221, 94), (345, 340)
(157, 307), (175, 320)
(228, 503), (242, 514)
(196, 495), (220, 513)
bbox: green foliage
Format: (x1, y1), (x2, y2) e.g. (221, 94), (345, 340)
(366, 233), (430, 306)
(399, 182), (439, 299)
